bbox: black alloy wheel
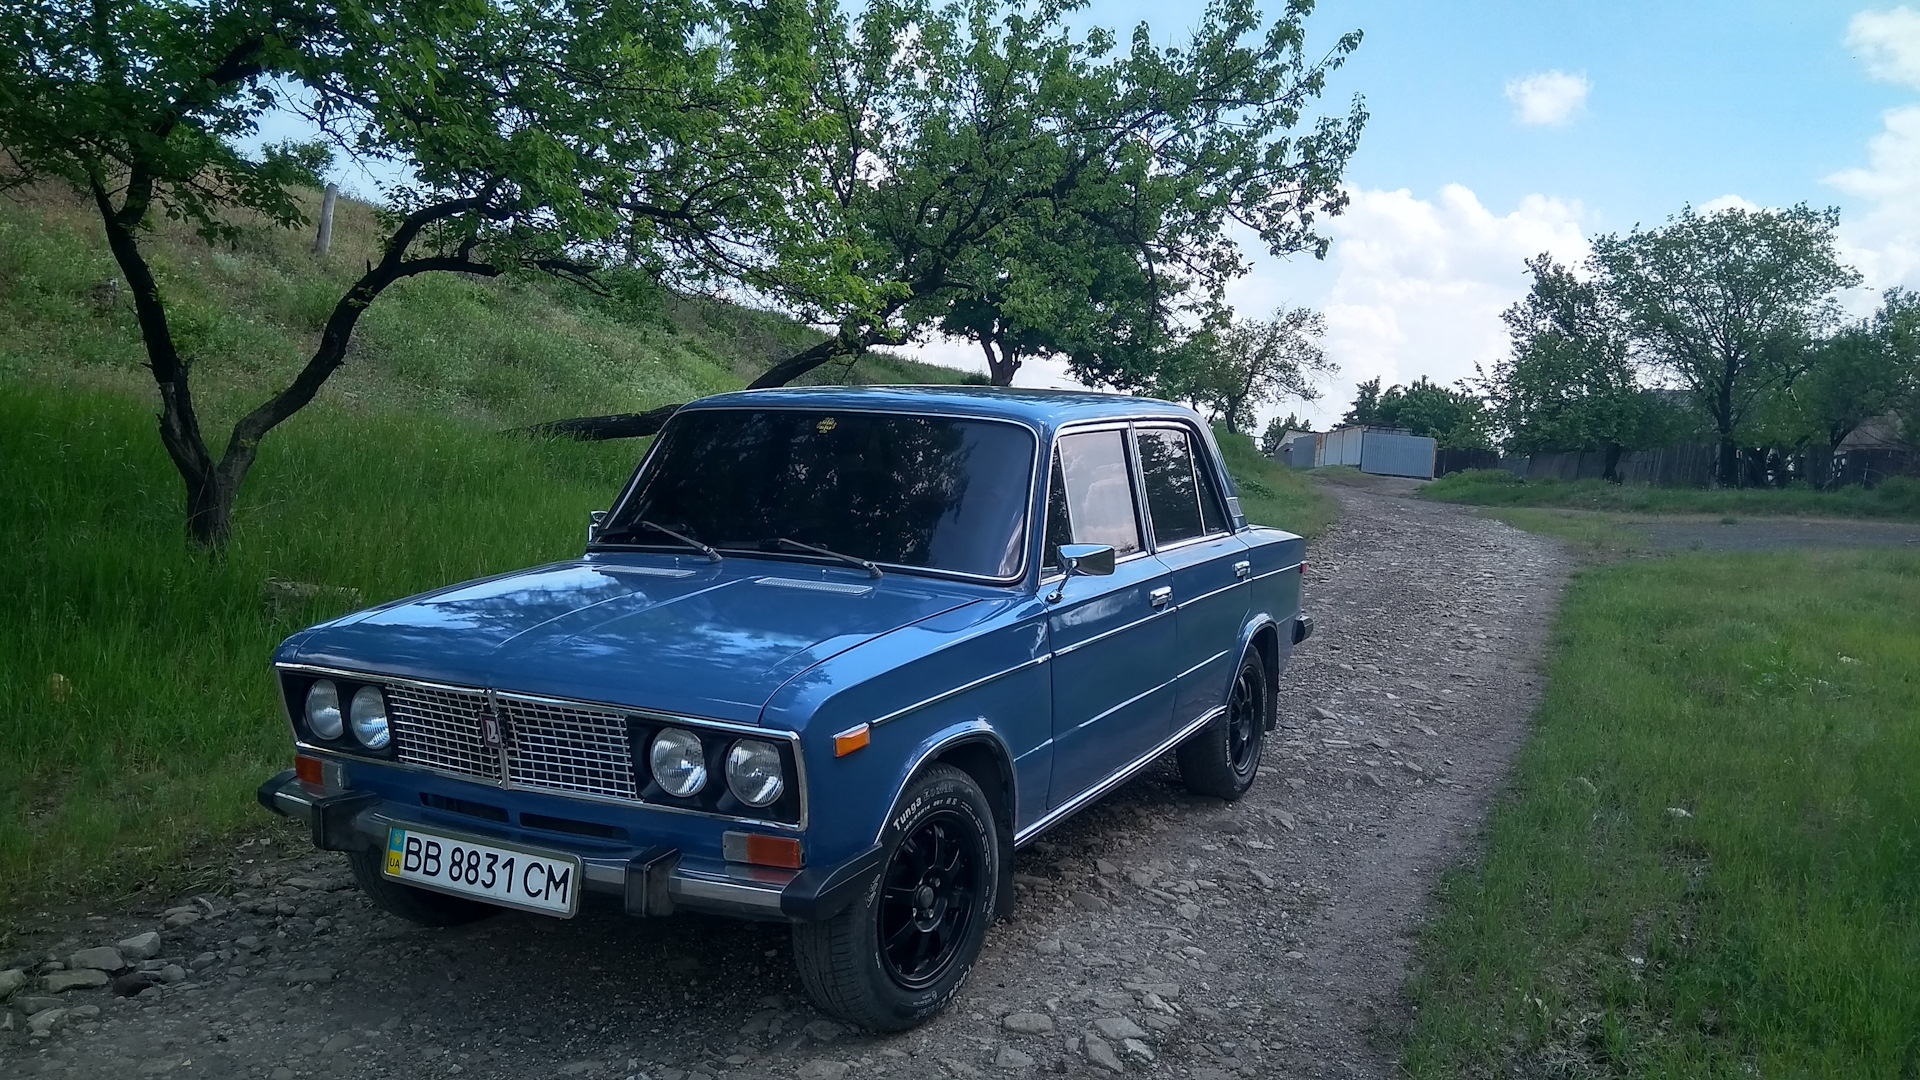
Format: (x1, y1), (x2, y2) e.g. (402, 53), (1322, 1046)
(1177, 648), (1271, 800)
(877, 811), (981, 990)
(1226, 661), (1265, 776)
(792, 763), (1000, 1031)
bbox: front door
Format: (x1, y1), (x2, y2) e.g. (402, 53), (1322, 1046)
(1136, 425), (1249, 733)
(1043, 429), (1178, 807)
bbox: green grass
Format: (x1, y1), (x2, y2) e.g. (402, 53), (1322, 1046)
(0, 384), (640, 905)
(1423, 469), (1920, 521)
(1213, 429), (1338, 537)
(1404, 550), (1920, 1078)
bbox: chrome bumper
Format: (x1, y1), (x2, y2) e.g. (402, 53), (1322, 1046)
(256, 770), (833, 921)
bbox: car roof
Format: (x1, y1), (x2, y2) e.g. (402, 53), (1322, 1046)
(679, 384), (1205, 432)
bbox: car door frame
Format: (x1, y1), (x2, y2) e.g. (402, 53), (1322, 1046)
(1131, 419), (1251, 735)
(1035, 421), (1180, 811)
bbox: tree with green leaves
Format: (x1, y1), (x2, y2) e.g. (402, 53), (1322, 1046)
(1790, 291), (1911, 450)
(1156, 307), (1332, 434)
(1343, 376), (1490, 449)
(1260, 412), (1309, 455)
(537, 0), (1367, 435)
(1590, 204), (1860, 487)
(1481, 254), (1680, 475)
(0, 0), (811, 547)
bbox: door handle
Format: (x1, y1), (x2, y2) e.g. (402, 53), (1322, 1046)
(1150, 586), (1173, 608)
(1233, 561), (1251, 579)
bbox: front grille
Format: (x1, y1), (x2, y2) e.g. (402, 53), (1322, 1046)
(383, 683), (637, 802)
(500, 695), (639, 800)
(386, 684), (501, 782)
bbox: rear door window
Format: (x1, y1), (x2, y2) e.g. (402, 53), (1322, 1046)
(1137, 427), (1207, 546)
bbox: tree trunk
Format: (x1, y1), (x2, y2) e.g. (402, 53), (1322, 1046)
(1602, 442), (1623, 483)
(1715, 437), (1739, 488)
(981, 336), (1020, 387)
(313, 184), (338, 256)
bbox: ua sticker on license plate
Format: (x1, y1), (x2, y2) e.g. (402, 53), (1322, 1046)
(383, 827), (581, 917)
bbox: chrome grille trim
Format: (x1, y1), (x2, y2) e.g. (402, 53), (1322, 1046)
(499, 697), (638, 800)
(385, 683), (501, 782)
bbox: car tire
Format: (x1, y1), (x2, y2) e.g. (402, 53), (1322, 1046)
(346, 849), (501, 927)
(792, 764), (1000, 1032)
(1177, 648), (1270, 801)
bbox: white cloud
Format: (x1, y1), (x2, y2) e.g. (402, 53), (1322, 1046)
(1261, 185), (1589, 426)
(1847, 7), (1920, 89)
(1697, 193), (1762, 214)
(1826, 103), (1920, 291)
(1504, 71), (1591, 127)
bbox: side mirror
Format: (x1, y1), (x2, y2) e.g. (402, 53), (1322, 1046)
(1047, 543), (1116, 602)
(588, 510), (608, 545)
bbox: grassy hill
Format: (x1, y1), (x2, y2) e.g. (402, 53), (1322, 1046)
(0, 185), (1331, 907)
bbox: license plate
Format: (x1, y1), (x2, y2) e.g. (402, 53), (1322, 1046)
(383, 826), (581, 917)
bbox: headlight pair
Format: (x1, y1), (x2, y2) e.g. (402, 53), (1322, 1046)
(647, 727), (785, 808)
(303, 679), (390, 751)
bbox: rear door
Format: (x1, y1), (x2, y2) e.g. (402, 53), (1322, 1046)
(1043, 428), (1178, 806)
(1136, 424), (1249, 734)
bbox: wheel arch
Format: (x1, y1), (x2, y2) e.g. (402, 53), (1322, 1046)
(1239, 616), (1283, 731)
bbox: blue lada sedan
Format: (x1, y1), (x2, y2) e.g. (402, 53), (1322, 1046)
(258, 386), (1311, 1030)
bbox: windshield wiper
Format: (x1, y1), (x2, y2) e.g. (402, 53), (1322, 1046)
(771, 537), (883, 578)
(631, 519), (721, 562)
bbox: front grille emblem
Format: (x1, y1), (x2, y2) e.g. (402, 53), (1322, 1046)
(480, 710), (508, 749)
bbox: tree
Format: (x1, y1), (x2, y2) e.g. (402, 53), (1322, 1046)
(1342, 376), (1490, 449)
(1260, 413), (1309, 455)
(259, 138), (333, 189)
(1780, 288), (1920, 458)
(1157, 307), (1332, 433)
(534, 0), (1368, 434)
(0, 0), (810, 546)
(1590, 204), (1861, 487)
(1481, 254), (1674, 476)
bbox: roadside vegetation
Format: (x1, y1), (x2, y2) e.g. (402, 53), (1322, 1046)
(1423, 469), (1920, 521)
(1404, 549), (1920, 1077)
(0, 189), (1333, 908)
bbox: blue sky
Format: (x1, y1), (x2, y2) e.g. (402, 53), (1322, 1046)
(942, 0), (1920, 426)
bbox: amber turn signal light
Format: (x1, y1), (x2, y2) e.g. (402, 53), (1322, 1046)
(294, 754), (325, 786)
(834, 723), (871, 757)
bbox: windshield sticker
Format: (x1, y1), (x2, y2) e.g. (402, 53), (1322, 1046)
(816, 417), (837, 433)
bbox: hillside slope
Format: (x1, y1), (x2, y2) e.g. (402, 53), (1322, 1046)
(0, 186), (1331, 905)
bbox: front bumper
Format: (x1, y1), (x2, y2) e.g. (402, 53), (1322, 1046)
(256, 770), (879, 923)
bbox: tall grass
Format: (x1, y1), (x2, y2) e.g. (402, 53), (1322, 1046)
(1404, 550), (1920, 1078)
(0, 385), (638, 903)
(1213, 429), (1338, 538)
(1423, 468), (1920, 521)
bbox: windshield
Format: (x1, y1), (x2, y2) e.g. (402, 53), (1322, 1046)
(601, 409), (1036, 579)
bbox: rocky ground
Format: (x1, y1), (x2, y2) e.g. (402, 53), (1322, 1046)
(1, 484), (1569, 1079)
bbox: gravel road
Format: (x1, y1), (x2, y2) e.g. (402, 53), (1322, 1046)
(2, 485), (1569, 1080)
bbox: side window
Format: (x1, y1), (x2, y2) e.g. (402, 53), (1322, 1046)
(1138, 428), (1205, 545)
(1042, 450), (1073, 572)
(1195, 446), (1230, 535)
(1054, 431), (1142, 557)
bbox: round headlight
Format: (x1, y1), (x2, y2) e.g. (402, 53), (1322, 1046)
(304, 680), (343, 741)
(649, 728), (707, 797)
(349, 685), (390, 750)
(725, 739), (785, 808)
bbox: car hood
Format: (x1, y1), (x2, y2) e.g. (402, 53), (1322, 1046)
(284, 556), (988, 724)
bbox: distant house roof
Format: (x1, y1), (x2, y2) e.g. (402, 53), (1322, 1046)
(1839, 413), (1908, 451)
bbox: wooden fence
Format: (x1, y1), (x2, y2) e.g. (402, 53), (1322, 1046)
(1487, 444), (1920, 489)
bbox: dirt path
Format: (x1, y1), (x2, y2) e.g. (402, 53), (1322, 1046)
(2, 487), (1570, 1080)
